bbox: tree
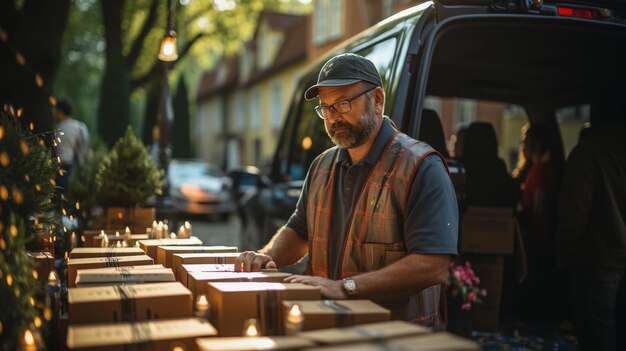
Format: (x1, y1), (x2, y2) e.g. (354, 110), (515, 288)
(0, 0), (70, 134)
(172, 76), (191, 158)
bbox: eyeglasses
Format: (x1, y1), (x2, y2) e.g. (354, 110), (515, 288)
(314, 86), (376, 119)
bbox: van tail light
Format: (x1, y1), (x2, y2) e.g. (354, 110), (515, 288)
(557, 7), (597, 19)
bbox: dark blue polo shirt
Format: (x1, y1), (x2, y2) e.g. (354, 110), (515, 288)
(286, 117), (458, 279)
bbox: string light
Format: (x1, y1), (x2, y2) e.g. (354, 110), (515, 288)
(33, 317), (42, 328)
(32, 270), (38, 279)
(10, 224), (17, 237)
(7, 274), (13, 286)
(0, 126), (4, 139)
(16, 108), (23, 117)
(0, 152), (9, 167)
(15, 52), (25, 65)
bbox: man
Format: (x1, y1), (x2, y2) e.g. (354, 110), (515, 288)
(54, 99), (90, 198)
(236, 54), (458, 327)
(556, 95), (626, 351)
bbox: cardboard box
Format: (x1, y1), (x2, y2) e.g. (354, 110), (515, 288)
(157, 246), (238, 268)
(69, 247), (145, 259)
(107, 207), (155, 233)
(82, 230), (116, 247)
(172, 253), (240, 280)
(197, 337), (315, 351)
(467, 255), (504, 331)
(181, 264), (235, 286)
(138, 237), (204, 260)
(68, 282), (192, 324)
(305, 332), (479, 351)
(298, 320), (430, 345)
(67, 318), (217, 351)
(461, 207), (515, 255)
(282, 300), (389, 331)
(207, 282), (320, 337)
(75, 265), (175, 286)
(27, 251), (54, 284)
(67, 255), (154, 288)
(93, 234), (149, 248)
(188, 272), (291, 299)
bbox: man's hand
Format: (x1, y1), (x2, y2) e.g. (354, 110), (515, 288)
(235, 251), (277, 272)
(284, 275), (348, 300)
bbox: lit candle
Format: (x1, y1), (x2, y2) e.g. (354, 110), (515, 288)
(177, 225), (185, 238)
(170, 232), (177, 239)
(285, 303), (304, 335)
(184, 221), (192, 238)
(195, 294), (210, 319)
(116, 241), (122, 248)
(47, 271), (59, 293)
(102, 234), (109, 247)
(243, 318), (259, 337)
(115, 231), (120, 237)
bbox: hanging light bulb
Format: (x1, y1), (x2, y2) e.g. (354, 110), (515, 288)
(158, 30), (178, 61)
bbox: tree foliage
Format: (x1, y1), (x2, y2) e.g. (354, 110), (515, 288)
(95, 126), (163, 208)
(0, 108), (58, 349)
(0, 0), (70, 134)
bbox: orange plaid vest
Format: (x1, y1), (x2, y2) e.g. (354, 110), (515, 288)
(306, 131), (447, 328)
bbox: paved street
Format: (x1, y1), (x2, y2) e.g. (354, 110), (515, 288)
(185, 215), (242, 248)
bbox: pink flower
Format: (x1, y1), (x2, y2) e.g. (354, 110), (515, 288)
(480, 289), (487, 297)
(467, 291), (477, 302)
(461, 302), (471, 311)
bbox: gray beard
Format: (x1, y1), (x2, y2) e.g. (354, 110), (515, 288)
(326, 99), (378, 149)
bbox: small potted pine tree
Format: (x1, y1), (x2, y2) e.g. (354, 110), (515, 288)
(95, 126), (163, 233)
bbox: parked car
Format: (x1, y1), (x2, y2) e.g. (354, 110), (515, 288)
(168, 159), (236, 220)
(233, 0), (626, 251)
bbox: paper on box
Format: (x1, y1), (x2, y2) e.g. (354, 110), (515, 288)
(67, 255), (154, 288)
(75, 266), (175, 286)
(172, 253), (240, 281)
(157, 246), (238, 268)
(69, 247), (145, 259)
(67, 317), (217, 351)
(180, 264), (235, 286)
(68, 282), (192, 324)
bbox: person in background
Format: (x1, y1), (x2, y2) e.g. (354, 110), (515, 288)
(511, 123), (533, 184)
(235, 53), (459, 328)
(54, 99), (90, 204)
(556, 96), (626, 351)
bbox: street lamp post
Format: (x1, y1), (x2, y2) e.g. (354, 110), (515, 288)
(156, 0), (177, 224)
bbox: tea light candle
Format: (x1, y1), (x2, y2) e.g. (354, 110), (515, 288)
(243, 318), (259, 337)
(285, 303), (304, 335)
(195, 294), (210, 319)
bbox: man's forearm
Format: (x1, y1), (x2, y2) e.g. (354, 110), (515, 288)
(351, 253), (449, 302)
(259, 226), (308, 268)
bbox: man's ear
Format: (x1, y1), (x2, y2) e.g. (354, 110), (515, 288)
(374, 86), (385, 114)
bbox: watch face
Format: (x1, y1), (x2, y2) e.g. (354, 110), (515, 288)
(343, 278), (357, 293)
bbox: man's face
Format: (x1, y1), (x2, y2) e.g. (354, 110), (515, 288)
(318, 83), (379, 149)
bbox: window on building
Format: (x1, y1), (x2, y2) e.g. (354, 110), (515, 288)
(271, 80), (283, 130)
(313, 0), (344, 45)
(251, 88), (262, 129)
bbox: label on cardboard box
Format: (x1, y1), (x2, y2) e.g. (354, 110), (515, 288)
(207, 282), (321, 337)
(172, 253), (240, 280)
(69, 247), (145, 259)
(67, 255), (154, 288)
(68, 282), (192, 324)
(67, 318), (217, 350)
(76, 267), (175, 286)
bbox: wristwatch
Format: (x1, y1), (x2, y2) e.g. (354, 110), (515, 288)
(342, 277), (358, 299)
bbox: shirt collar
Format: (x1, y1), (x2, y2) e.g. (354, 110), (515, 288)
(337, 116), (396, 165)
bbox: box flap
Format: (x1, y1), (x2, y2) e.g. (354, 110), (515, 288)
(197, 336), (315, 350)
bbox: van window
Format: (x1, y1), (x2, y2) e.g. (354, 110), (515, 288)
(424, 96), (528, 171)
(556, 104), (590, 158)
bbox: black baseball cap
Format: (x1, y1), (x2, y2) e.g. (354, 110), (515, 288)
(304, 53), (383, 100)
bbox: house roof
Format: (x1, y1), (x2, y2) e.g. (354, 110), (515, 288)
(196, 10), (307, 102)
